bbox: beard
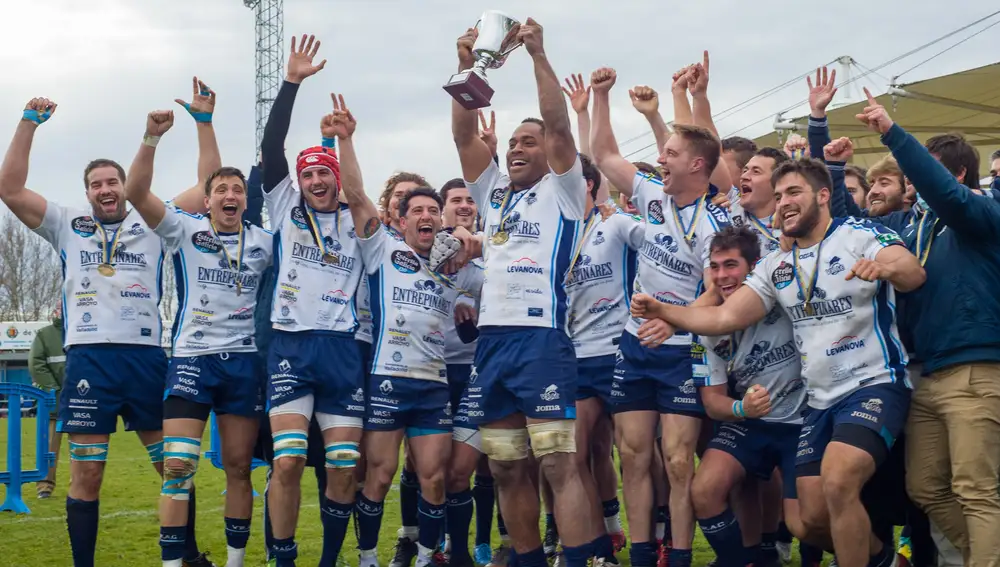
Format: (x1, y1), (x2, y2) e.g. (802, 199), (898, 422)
(782, 199), (820, 238)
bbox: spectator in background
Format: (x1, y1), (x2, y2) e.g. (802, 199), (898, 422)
(30, 303), (66, 499)
(865, 154), (907, 216)
(843, 165), (870, 211)
(720, 136), (757, 185)
(989, 149), (1000, 189)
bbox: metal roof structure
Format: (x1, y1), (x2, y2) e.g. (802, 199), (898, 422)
(753, 61), (1000, 173)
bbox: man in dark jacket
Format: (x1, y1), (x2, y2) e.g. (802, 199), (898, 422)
(858, 89), (1000, 566)
(29, 303), (65, 498)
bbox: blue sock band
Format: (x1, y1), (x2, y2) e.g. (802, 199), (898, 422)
(224, 517), (251, 550)
(698, 509), (744, 567)
(399, 468), (419, 529)
(355, 494), (385, 551)
(668, 547), (693, 567)
(66, 497), (99, 567)
(562, 542), (595, 567)
(185, 486), (200, 559)
(516, 546), (548, 567)
(447, 490), (475, 562)
(473, 475), (495, 547)
(630, 541), (656, 567)
(320, 496), (353, 565)
(418, 496), (447, 552)
(270, 536), (297, 566)
(602, 498), (620, 518)
(592, 533), (615, 560)
(160, 526), (187, 561)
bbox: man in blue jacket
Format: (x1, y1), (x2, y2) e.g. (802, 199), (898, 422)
(857, 88), (1000, 567)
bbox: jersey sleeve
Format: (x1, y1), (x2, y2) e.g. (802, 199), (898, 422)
(465, 159), (505, 211)
(456, 262), (486, 300)
(356, 224), (389, 275)
(614, 213), (646, 250)
(549, 155), (587, 220)
(263, 175), (299, 227)
(631, 173), (663, 219)
(153, 205), (198, 254)
(854, 218), (904, 261)
(699, 335), (730, 387)
(744, 255), (778, 313)
(33, 200), (69, 250)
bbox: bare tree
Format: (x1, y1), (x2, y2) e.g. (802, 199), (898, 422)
(0, 210), (61, 320)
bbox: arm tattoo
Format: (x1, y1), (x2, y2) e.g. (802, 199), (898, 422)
(362, 217), (381, 238)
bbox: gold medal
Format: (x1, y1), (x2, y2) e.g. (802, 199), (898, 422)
(322, 253), (339, 264)
(97, 263), (116, 277)
(492, 231), (509, 245)
(804, 303), (814, 316)
(236, 282), (242, 297)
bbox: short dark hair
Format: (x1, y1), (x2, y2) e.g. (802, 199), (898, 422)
(379, 171), (428, 213)
(580, 154), (601, 201)
(991, 149), (1000, 162)
(439, 178), (466, 203)
(722, 137), (758, 171)
(83, 159), (126, 188)
(926, 133), (980, 189)
(204, 166), (247, 195)
(674, 124), (721, 177)
(710, 225), (761, 269)
(844, 165), (871, 193)
(770, 158), (833, 195)
(521, 117), (545, 135)
(633, 161), (661, 180)
(399, 187), (443, 217)
(754, 147), (790, 168)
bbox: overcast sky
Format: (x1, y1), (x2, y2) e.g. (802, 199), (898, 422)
(0, 0), (996, 213)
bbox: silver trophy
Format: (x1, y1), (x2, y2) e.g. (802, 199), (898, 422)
(444, 11), (523, 109)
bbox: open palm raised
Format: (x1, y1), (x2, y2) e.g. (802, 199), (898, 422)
(286, 34), (327, 84)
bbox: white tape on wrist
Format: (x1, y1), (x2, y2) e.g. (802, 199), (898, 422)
(143, 134), (161, 148)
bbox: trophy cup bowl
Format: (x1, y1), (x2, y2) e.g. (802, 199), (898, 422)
(444, 10), (523, 110)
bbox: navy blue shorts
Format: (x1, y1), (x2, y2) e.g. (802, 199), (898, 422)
(796, 382), (911, 474)
(165, 352), (264, 418)
(365, 374), (452, 434)
(611, 333), (703, 416)
(453, 364), (484, 431)
(267, 330), (365, 418)
(471, 326), (578, 425)
(576, 354), (615, 407)
(708, 420), (801, 499)
(58, 345), (167, 434)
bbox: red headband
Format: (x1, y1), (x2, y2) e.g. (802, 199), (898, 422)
(295, 146), (341, 189)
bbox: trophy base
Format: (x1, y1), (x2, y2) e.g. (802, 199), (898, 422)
(444, 70), (494, 110)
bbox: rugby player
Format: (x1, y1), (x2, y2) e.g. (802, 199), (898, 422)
(0, 93), (214, 567)
(632, 157), (926, 567)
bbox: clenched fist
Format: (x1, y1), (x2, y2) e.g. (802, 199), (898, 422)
(591, 67), (617, 94)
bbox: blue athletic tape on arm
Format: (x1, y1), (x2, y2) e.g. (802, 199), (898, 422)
(22, 109), (52, 125)
(181, 102), (212, 123)
(322, 137), (336, 149)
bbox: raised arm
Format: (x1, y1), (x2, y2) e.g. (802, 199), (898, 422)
(562, 73), (593, 155)
(0, 98), (56, 229)
(806, 67), (836, 160)
(171, 77), (219, 214)
(243, 157), (264, 227)
(452, 28), (494, 183)
(327, 95), (379, 238)
(687, 52), (733, 191)
(631, 285), (769, 336)
(518, 19), (577, 174)
(671, 67), (694, 125)
(262, 34), (327, 192)
(824, 137), (861, 218)
(589, 67), (639, 199)
(629, 85), (671, 154)
(124, 111), (176, 229)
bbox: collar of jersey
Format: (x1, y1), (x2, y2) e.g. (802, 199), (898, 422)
(672, 183), (718, 210)
(309, 202), (349, 214)
(793, 216), (843, 248)
(205, 214), (245, 236)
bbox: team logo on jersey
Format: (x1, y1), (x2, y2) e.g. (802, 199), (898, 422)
(71, 216), (97, 237)
(795, 286), (826, 301)
(128, 222), (145, 236)
(589, 297), (621, 314)
(654, 291), (687, 306)
(731, 214), (744, 227)
(391, 250), (420, 274)
(737, 339), (797, 378)
(489, 188), (506, 209)
(323, 236), (342, 252)
(765, 239), (779, 252)
(391, 351), (403, 363)
(193, 330), (205, 341)
(713, 339), (731, 358)
(380, 379), (394, 394)
(525, 192), (537, 205)
(77, 379), (91, 396)
(876, 232), (902, 246)
(763, 307), (782, 325)
(191, 231), (222, 253)
(200, 294), (210, 307)
(771, 261), (794, 289)
(423, 331), (446, 346)
(414, 280), (444, 295)
(121, 283), (151, 299)
(679, 379), (696, 394)
(280, 305), (290, 317)
(826, 256), (845, 275)
(82, 313), (92, 323)
(826, 335), (865, 357)
(706, 202), (731, 227)
(568, 255), (613, 285)
(289, 206), (309, 229)
(395, 312), (406, 326)
(287, 269), (298, 281)
(861, 398), (883, 413)
(647, 200), (665, 225)
(321, 289), (350, 305)
(507, 257), (543, 275)
(540, 384), (560, 401)
(80, 277), (91, 290)
(228, 307), (254, 321)
(592, 230), (605, 245)
(653, 234), (680, 253)
(248, 247), (264, 259)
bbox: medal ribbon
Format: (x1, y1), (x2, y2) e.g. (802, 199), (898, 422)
(209, 218), (245, 287)
(725, 331), (741, 378)
(793, 220), (832, 315)
(495, 187), (530, 238)
(94, 216), (125, 267)
(670, 194), (707, 247)
(745, 211), (779, 245)
(421, 259), (474, 299)
(304, 200), (340, 256)
(914, 211), (938, 267)
(565, 209), (600, 283)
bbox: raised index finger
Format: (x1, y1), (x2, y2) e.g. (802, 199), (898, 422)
(703, 50), (710, 73)
(863, 87), (877, 106)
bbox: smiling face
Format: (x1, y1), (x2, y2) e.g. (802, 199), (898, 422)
(443, 186), (477, 231)
(386, 181), (421, 230)
(656, 134), (706, 195)
(85, 165), (126, 222)
(204, 174), (247, 231)
(866, 174), (905, 216)
(709, 247), (751, 298)
(298, 167), (339, 212)
(506, 122), (549, 188)
(775, 172), (826, 238)
(739, 155), (778, 215)
(400, 194), (443, 255)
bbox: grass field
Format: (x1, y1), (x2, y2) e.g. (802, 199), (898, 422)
(0, 417), (822, 566)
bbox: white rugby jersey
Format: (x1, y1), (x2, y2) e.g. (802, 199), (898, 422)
(154, 206), (273, 357)
(728, 196), (782, 257)
(265, 177), (363, 333)
(567, 209), (644, 358)
(465, 158), (587, 330)
(355, 275), (373, 344)
(360, 226), (483, 382)
(745, 217), (910, 409)
(35, 202), (164, 347)
(628, 173), (731, 345)
(698, 306), (806, 425)
(444, 259), (485, 365)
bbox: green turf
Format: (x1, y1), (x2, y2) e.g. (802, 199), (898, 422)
(0, 417), (823, 566)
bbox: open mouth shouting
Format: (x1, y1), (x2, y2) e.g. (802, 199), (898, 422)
(221, 203), (239, 218)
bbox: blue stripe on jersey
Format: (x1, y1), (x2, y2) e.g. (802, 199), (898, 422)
(368, 270), (386, 374)
(871, 281), (907, 387)
(622, 244), (637, 301)
(270, 231), (283, 316)
(550, 216), (578, 330)
(155, 249), (164, 332)
(60, 250), (68, 339)
(171, 250), (189, 346)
